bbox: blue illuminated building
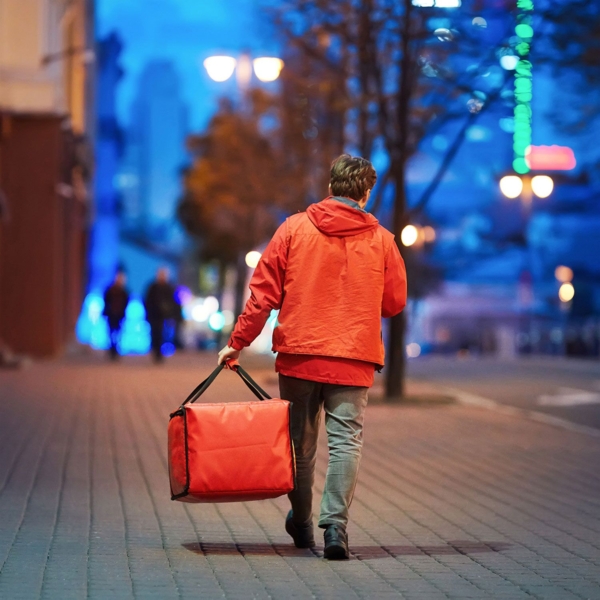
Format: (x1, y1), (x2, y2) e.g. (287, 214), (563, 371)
(88, 32), (123, 295)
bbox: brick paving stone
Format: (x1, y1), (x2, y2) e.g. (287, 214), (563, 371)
(1, 354), (600, 599)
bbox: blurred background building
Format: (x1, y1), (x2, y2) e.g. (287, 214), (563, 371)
(0, 0), (94, 357)
(1, 0), (597, 366)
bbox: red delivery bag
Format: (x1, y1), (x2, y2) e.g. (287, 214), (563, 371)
(168, 361), (295, 503)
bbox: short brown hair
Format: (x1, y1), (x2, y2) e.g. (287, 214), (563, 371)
(330, 154), (377, 202)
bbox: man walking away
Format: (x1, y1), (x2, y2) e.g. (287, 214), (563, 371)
(103, 271), (130, 360)
(144, 267), (180, 363)
(218, 154), (407, 559)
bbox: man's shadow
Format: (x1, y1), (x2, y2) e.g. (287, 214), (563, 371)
(182, 540), (511, 560)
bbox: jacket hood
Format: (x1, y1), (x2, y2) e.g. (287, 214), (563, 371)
(306, 197), (379, 237)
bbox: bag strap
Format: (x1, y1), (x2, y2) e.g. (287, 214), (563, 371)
(181, 363), (225, 406)
(181, 361), (272, 407)
(235, 364), (272, 400)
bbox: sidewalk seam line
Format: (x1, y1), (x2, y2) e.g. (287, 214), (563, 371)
(444, 387), (600, 438)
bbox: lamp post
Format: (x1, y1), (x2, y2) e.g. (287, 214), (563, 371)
(203, 54), (284, 89)
(498, 171), (554, 354)
(499, 173), (554, 207)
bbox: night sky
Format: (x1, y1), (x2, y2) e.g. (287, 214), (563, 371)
(97, 0), (277, 130)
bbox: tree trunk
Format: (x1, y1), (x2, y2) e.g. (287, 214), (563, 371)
(215, 260), (227, 307)
(384, 0), (414, 402)
(386, 311), (407, 399)
(385, 163), (408, 400)
(215, 260), (228, 347)
(233, 252), (247, 322)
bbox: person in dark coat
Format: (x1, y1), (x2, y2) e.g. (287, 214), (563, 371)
(144, 267), (181, 363)
(103, 272), (130, 360)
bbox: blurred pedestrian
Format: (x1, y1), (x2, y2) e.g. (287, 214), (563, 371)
(144, 267), (181, 363)
(218, 154), (407, 559)
(103, 271), (130, 360)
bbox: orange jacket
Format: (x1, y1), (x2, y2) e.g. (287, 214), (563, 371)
(229, 197), (407, 366)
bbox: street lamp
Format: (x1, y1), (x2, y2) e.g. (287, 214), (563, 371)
(401, 225), (419, 247)
(558, 282), (575, 303)
(203, 54), (284, 86)
(253, 58), (284, 82)
(401, 224), (436, 248)
(554, 265), (573, 283)
(555, 266), (575, 305)
(499, 173), (553, 204)
(203, 56), (237, 82)
(499, 175), (523, 199)
(245, 251), (262, 268)
(530, 175), (553, 199)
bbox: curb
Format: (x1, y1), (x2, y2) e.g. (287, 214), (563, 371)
(445, 386), (600, 438)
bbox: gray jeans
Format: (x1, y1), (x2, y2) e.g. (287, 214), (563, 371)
(279, 374), (369, 530)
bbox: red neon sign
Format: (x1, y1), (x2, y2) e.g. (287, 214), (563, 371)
(525, 145), (576, 171)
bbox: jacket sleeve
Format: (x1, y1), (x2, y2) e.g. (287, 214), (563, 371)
(228, 222), (289, 350)
(382, 240), (407, 319)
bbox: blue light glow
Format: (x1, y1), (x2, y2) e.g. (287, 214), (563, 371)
(161, 342), (176, 357)
(208, 311), (226, 331)
(76, 292), (151, 354)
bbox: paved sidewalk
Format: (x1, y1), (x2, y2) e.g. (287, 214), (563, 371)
(1, 353), (599, 599)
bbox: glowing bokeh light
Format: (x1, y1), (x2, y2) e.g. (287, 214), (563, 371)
(161, 342), (176, 357)
(245, 251), (262, 268)
(406, 343), (422, 358)
(500, 55), (519, 70)
(499, 175), (523, 199)
(434, 28), (454, 42)
(191, 303), (210, 323)
(76, 292), (150, 354)
(175, 285), (193, 306)
(252, 57), (284, 82)
(401, 225), (419, 247)
(525, 145), (576, 171)
(558, 283), (575, 303)
(208, 311), (226, 331)
(512, 0), (534, 175)
(555, 266), (573, 283)
(423, 226), (436, 243)
(204, 296), (219, 313)
(531, 175), (554, 198)
(203, 56), (237, 82)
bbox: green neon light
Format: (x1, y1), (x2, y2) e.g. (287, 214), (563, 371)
(512, 0), (534, 175)
(515, 24), (534, 39)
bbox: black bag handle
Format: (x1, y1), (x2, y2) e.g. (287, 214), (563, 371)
(235, 364), (272, 400)
(180, 361), (271, 407)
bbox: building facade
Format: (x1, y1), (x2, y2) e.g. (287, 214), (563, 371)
(0, 0), (94, 357)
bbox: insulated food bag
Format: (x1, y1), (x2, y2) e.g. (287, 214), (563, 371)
(168, 362), (295, 503)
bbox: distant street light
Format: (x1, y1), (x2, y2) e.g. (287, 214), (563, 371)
(499, 173), (554, 204)
(400, 224), (436, 248)
(203, 56), (237, 82)
(253, 58), (284, 82)
(531, 175), (554, 199)
(401, 225), (419, 247)
(422, 225), (436, 243)
(499, 175), (523, 199)
(245, 251), (262, 268)
(554, 265), (573, 283)
(558, 282), (575, 303)
(203, 54), (284, 86)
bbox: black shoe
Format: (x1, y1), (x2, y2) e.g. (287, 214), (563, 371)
(285, 510), (315, 548)
(323, 525), (349, 560)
